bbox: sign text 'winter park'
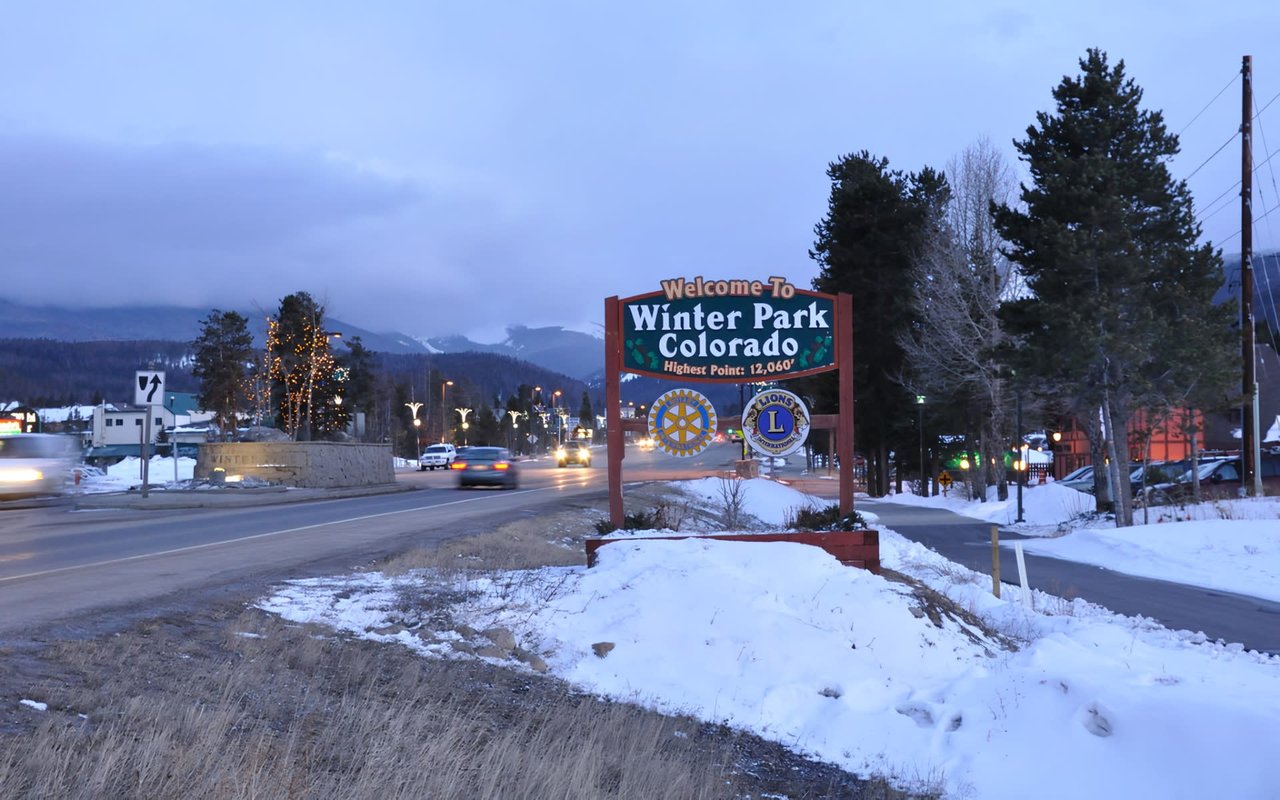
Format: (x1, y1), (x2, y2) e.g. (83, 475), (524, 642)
(620, 276), (837, 381)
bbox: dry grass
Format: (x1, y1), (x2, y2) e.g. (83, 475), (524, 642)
(0, 493), (932, 800)
(1, 613), (721, 799)
(381, 509), (588, 577)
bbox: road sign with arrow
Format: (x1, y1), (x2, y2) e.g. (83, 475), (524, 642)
(135, 370), (166, 406)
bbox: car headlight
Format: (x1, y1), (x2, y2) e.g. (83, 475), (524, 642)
(0, 468), (44, 484)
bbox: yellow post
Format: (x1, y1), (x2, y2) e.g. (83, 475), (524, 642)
(991, 525), (1001, 599)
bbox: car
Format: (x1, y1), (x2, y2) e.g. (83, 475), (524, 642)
(1130, 460), (1189, 497)
(453, 446), (519, 489)
(1057, 465), (1096, 492)
(0, 433), (77, 499)
(1144, 454), (1280, 504)
(635, 436), (655, 451)
(556, 441), (592, 468)
(1059, 462), (1145, 495)
(419, 443), (457, 471)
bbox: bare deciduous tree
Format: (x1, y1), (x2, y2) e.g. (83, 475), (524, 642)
(901, 138), (1020, 502)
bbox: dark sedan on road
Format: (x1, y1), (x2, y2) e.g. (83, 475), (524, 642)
(452, 447), (519, 489)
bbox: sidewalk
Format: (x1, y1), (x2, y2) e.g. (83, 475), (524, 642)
(72, 482), (414, 511)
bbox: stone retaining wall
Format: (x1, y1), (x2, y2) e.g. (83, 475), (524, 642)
(195, 442), (395, 488)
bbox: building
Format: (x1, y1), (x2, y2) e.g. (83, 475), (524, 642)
(85, 392), (215, 463)
(1050, 407), (1204, 478)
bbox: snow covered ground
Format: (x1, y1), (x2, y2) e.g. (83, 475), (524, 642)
(257, 477), (1280, 799)
(72, 455), (197, 493)
(877, 480), (1280, 604)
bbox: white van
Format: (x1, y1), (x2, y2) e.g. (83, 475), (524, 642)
(0, 433), (77, 499)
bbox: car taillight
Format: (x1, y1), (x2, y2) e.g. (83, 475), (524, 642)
(450, 462), (466, 470)
(494, 462), (510, 470)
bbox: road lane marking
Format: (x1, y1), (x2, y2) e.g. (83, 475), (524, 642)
(0, 487), (560, 584)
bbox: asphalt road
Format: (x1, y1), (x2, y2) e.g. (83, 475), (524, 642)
(0, 443), (740, 636)
(10, 442), (1272, 655)
(859, 499), (1280, 655)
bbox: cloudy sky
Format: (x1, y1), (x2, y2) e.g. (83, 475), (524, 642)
(2, 2), (1277, 341)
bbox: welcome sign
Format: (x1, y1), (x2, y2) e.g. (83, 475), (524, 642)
(619, 276), (837, 382)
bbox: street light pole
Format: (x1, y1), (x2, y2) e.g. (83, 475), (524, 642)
(405, 401), (423, 459)
(507, 409), (522, 452)
(440, 380), (453, 443)
(456, 407), (473, 446)
(916, 395), (926, 496)
(1015, 387), (1025, 523)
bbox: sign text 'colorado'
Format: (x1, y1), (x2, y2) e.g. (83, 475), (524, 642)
(620, 276), (837, 382)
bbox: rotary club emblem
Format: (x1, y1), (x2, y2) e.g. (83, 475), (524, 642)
(647, 389), (717, 457)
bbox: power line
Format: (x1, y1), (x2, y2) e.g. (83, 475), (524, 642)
(1250, 97), (1280, 351)
(1199, 193), (1240, 225)
(1177, 72), (1240, 136)
(1221, 202), (1280, 245)
(1254, 86), (1280, 123)
(1196, 181), (1242, 222)
(1184, 132), (1239, 181)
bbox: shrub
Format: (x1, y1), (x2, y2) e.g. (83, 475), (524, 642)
(593, 502), (685, 534)
(786, 503), (866, 531)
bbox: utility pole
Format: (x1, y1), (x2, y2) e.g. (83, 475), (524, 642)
(1241, 55), (1263, 497)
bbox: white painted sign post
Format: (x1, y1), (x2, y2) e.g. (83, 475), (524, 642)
(134, 371), (165, 497)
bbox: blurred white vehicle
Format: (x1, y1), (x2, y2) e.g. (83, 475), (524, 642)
(0, 433), (77, 499)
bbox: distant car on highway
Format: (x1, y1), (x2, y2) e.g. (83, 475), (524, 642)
(0, 433), (77, 499)
(555, 441), (592, 468)
(453, 446), (519, 489)
(419, 443), (457, 471)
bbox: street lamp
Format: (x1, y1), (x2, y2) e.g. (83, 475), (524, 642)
(1051, 430), (1063, 480)
(405, 401), (423, 459)
(507, 409), (523, 452)
(916, 395), (926, 496)
(1015, 385), (1025, 523)
(456, 407), (473, 446)
(440, 380), (454, 442)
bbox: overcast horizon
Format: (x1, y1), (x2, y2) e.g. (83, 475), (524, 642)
(2, 2), (1277, 342)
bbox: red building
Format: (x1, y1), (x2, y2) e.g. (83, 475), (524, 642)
(1051, 407), (1204, 478)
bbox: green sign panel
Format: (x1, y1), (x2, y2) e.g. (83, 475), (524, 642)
(619, 276), (837, 382)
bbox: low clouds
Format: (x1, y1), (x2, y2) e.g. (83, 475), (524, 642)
(1, 3), (1268, 342)
(0, 131), (659, 339)
(0, 133), (418, 312)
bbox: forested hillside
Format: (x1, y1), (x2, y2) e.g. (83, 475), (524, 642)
(0, 339), (197, 405)
(0, 338), (593, 410)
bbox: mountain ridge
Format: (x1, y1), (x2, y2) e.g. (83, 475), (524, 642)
(0, 300), (604, 381)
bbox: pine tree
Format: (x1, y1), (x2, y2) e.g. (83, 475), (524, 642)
(578, 390), (593, 432)
(994, 49), (1235, 526)
(267, 292), (339, 440)
(335, 335), (375, 439)
(807, 151), (948, 496)
(191, 309), (254, 439)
